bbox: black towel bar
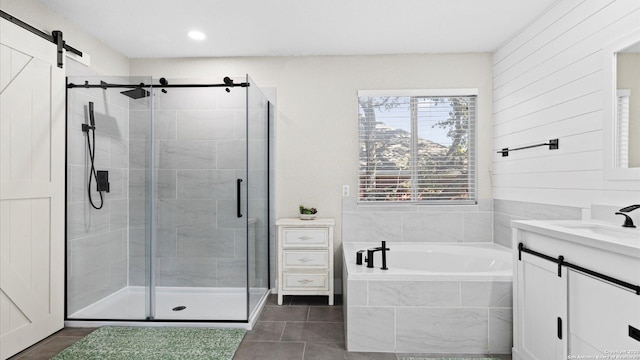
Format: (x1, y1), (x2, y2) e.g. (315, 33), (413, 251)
(518, 242), (640, 295)
(498, 138), (559, 157)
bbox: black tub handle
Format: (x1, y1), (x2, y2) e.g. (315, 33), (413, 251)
(236, 179), (243, 218)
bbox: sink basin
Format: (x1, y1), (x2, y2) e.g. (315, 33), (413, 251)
(512, 219), (640, 258)
(551, 221), (640, 241)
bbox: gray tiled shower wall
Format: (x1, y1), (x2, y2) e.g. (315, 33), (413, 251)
(127, 87), (255, 288)
(66, 86), (130, 315)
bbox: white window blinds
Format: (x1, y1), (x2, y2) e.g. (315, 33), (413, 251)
(616, 89), (630, 168)
(358, 91), (477, 204)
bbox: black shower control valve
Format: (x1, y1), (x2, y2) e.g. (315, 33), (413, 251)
(96, 170), (110, 193)
(81, 123), (94, 132)
(356, 250), (365, 265)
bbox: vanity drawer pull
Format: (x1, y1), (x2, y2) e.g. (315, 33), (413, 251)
(282, 229), (329, 247)
(282, 272), (329, 290)
(630, 325), (640, 342)
(283, 250), (328, 268)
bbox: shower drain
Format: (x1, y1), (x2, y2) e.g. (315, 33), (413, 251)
(172, 306), (186, 311)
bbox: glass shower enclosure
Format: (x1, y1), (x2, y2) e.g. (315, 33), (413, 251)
(65, 75), (270, 323)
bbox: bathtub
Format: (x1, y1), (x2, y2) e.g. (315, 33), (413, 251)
(342, 242), (513, 354)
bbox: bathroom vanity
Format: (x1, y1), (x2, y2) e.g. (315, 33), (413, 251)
(512, 220), (640, 359)
(276, 218), (335, 305)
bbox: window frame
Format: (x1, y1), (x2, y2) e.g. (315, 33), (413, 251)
(357, 88), (478, 205)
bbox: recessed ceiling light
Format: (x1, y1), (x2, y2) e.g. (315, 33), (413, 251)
(188, 30), (206, 41)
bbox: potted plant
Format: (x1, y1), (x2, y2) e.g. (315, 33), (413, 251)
(299, 205), (318, 220)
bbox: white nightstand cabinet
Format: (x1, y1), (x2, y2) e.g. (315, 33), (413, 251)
(276, 218), (335, 305)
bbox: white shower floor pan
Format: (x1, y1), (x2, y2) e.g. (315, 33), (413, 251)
(66, 286), (268, 329)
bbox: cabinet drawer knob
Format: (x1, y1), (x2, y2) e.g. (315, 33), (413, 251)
(298, 279), (313, 284)
(298, 257), (313, 263)
(298, 235), (313, 241)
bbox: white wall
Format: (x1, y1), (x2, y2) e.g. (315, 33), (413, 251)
(131, 54), (494, 288)
(492, 0), (640, 209)
(0, 0), (129, 76)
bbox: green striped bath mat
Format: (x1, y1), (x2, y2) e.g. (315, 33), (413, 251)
(52, 326), (245, 360)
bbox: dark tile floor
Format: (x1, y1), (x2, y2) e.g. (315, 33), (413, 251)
(8, 327), (97, 360)
(8, 294), (512, 360)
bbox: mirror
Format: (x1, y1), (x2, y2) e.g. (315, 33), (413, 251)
(615, 41), (640, 168)
(604, 30), (640, 180)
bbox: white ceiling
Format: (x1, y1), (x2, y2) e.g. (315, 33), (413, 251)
(38, 0), (558, 58)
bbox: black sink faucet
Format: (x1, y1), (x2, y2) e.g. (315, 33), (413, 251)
(366, 241), (390, 270)
(615, 204), (640, 228)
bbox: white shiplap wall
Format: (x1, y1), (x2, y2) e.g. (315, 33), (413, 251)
(492, 0), (640, 209)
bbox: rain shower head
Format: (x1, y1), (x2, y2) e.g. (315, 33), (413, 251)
(120, 88), (150, 99)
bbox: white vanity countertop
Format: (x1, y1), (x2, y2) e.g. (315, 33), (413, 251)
(512, 220), (640, 259)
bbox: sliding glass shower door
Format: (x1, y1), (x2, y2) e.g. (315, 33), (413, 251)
(65, 75), (270, 322)
(246, 75), (270, 318)
(66, 75), (152, 320)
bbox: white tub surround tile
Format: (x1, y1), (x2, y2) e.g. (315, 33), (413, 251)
(396, 307), (489, 353)
(460, 281), (512, 307)
(463, 212), (493, 242)
(345, 306), (395, 352)
(342, 197), (495, 244)
(342, 244), (513, 354)
(493, 199), (581, 249)
(403, 212), (463, 242)
(368, 281), (460, 307)
(489, 308), (513, 354)
(346, 280), (367, 306)
(342, 212), (403, 243)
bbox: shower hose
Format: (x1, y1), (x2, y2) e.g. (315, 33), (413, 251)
(85, 101), (104, 210)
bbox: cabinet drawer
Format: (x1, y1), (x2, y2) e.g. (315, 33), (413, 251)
(283, 250), (328, 269)
(282, 228), (328, 247)
(568, 270), (640, 353)
(282, 272), (329, 290)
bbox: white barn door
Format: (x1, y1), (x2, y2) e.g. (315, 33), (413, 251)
(0, 18), (65, 359)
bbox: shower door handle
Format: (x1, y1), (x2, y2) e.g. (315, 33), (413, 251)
(236, 179), (243, 218)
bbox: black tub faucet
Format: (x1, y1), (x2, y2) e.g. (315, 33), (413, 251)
(615, 204), (640, 228)
(366, 241), (390, 270)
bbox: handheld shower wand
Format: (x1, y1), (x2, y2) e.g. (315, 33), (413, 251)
(88, 101), (96, 128)
(83, 101), (105, 209)
(81, 102), (96, 132)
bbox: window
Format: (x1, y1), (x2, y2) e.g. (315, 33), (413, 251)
(358, 89), (477, 204)
(616, 89), (630, 168)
